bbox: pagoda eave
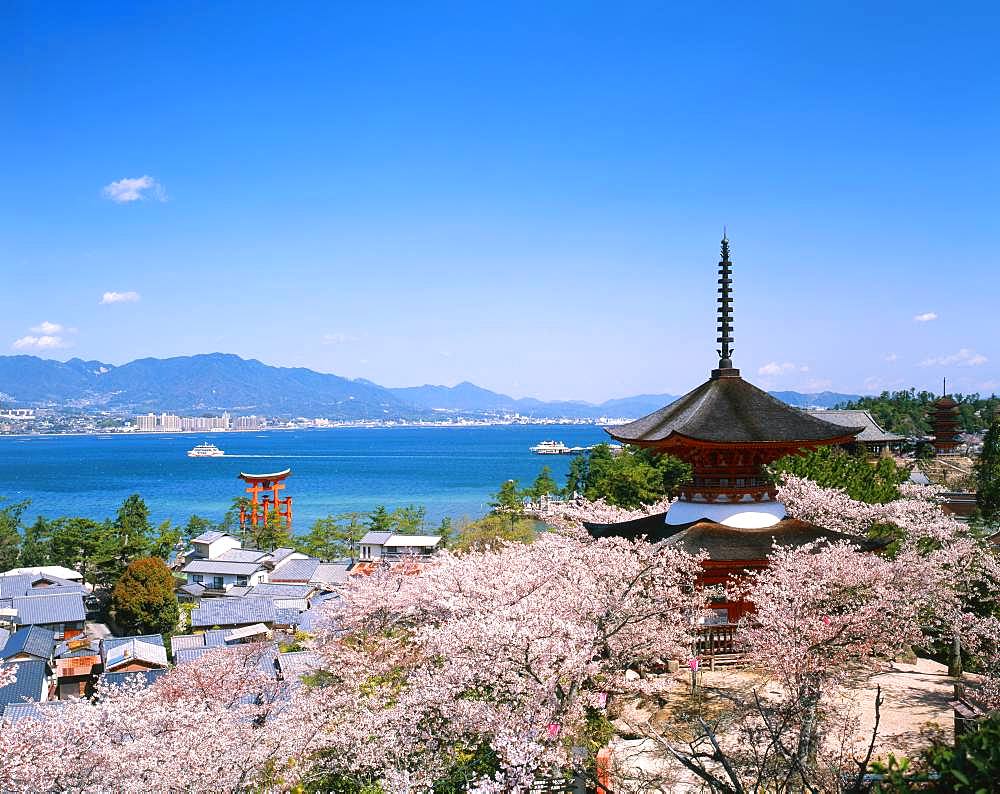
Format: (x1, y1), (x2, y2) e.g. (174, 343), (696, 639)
(604, 428), (861, 454)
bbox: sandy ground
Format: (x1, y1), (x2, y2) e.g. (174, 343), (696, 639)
(607, 658), (958, 792)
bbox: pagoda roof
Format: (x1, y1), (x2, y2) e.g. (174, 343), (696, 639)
(583, 513), (887, 560)
(606, 371), (862, 446)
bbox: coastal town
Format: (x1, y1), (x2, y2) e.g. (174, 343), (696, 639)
(5, 4), (1000, 792)
(0, 238), (997, 792)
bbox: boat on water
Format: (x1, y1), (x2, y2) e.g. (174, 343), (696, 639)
(529, 440), (570, 455)
(187, 443), (225, 458)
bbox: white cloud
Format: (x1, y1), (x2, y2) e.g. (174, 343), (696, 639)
(101, 176), (166, 203)
(758, 361), (797, 376)
(322, 332), (358, 345)
(804, 378), (833, 391)
(919, 348), (988, 368)
(12, 335), (67, 351)
(884, 352), (898, 362)
(913, 312), (938, 323)
(100, 291), (141, 305)
(30, 320), (63, 334)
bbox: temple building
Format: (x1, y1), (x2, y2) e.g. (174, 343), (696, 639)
(929, 380), (962, 455)
(586, 237), (884, 622)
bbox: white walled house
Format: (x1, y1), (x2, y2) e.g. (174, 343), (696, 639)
(189, 531), (243, 561)
(181, 560), (268, 593)
(358, 532), (442, 561)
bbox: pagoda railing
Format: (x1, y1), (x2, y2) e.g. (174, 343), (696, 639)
(679, 484), (777, 503)
(694, 623), (744, 668)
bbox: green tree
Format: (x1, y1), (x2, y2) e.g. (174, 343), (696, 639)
(490, 479), (525, 530)
(0, 498), (28, 571)
(20, 516), (53, 567)
(390, 505), (427, 534)
(976, 414), (1000, 524)
(525, 466), (559, 501)
(110, 556), (180, 636)
(182, 514), (214, 542)
(771, 445), (908, 504)
(251, 510), (292, 551)
(366, 505), (394, 533)
(149, 519), (183, 559)
(562, 445), (691, 508)
(451, 514), (537, 552)
(50, 517), (105, 585)
(297, 512), (366, 560)
(96, 494), (153, 585)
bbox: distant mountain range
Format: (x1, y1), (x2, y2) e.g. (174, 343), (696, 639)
(0, 353), (862, 420)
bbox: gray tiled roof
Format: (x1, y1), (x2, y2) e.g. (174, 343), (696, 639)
(270, 558), (320, 582)
(0, 660), (47, 706)
(804, 410), (905, 442)
(359, 531), (393, 546)
(191, 597), (277, 628)
(310, 563), (350, 585)
(179, 582), (207, 597)
(203, 629), (231, 647)
(1, 626), (55, 660)
(247, 583), (314, 598)
(182, 560), (264, 575)
(216, 549), (270, 563)
(191, 530), (228, 544)
(100, 669), (168, 688)
(174, 647), (216, 665)
(12, 593), (85, 626)
(168, 633), (206, 652)
(0, 575), (33, 599)
(266, 547), (296, 565)
(274, 607), (303, 626)
(103, 638), (168, 671)
(2, 700), (66, 724)
(102, 634), (165, 653)
(277, 650), (319, 679)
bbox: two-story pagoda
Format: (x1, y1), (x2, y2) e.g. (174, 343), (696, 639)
(586, 237), (879, 621)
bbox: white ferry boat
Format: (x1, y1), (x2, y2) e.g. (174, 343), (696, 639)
(187, 443), (225, 458)
(530, 440), (570, 455)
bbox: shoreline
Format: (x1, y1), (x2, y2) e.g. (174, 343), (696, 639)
(0, 419), (622, 440)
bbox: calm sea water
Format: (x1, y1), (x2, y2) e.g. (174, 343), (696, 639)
(0, 426), (609, 530)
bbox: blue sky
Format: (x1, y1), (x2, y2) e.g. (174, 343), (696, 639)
(2, 1), (997, 402)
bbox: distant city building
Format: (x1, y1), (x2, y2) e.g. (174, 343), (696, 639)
(235, 415), (266, 430)
(134, 411), (235, 432)
(0, 408), (34, 420)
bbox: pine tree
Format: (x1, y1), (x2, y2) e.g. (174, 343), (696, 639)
(526, 466), (559, 501)
(111, 557), (179, 636)
(0, 499), (28, 571)
(976, 414), (1000, 523)
(20, 516), (53, 567)
(367, 505), (394, 533)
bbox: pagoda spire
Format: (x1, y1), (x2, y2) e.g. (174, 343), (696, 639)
(715, 233), (736, 374)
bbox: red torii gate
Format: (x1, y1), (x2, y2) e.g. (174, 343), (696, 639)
(238, 469), (292, 533)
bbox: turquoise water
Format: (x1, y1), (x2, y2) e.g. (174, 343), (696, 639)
(0, 426), (609, 530)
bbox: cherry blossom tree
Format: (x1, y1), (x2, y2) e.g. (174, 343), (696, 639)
(0, 644), (327, 793)
(303, 531), (705, 790)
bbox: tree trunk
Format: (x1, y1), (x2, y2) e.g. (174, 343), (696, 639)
(948, 631), (963, 679)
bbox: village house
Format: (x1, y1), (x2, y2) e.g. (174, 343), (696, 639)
(0, 660), (53, 715)
(54, 637), (102, 699)
(357, 532), (443, 562)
